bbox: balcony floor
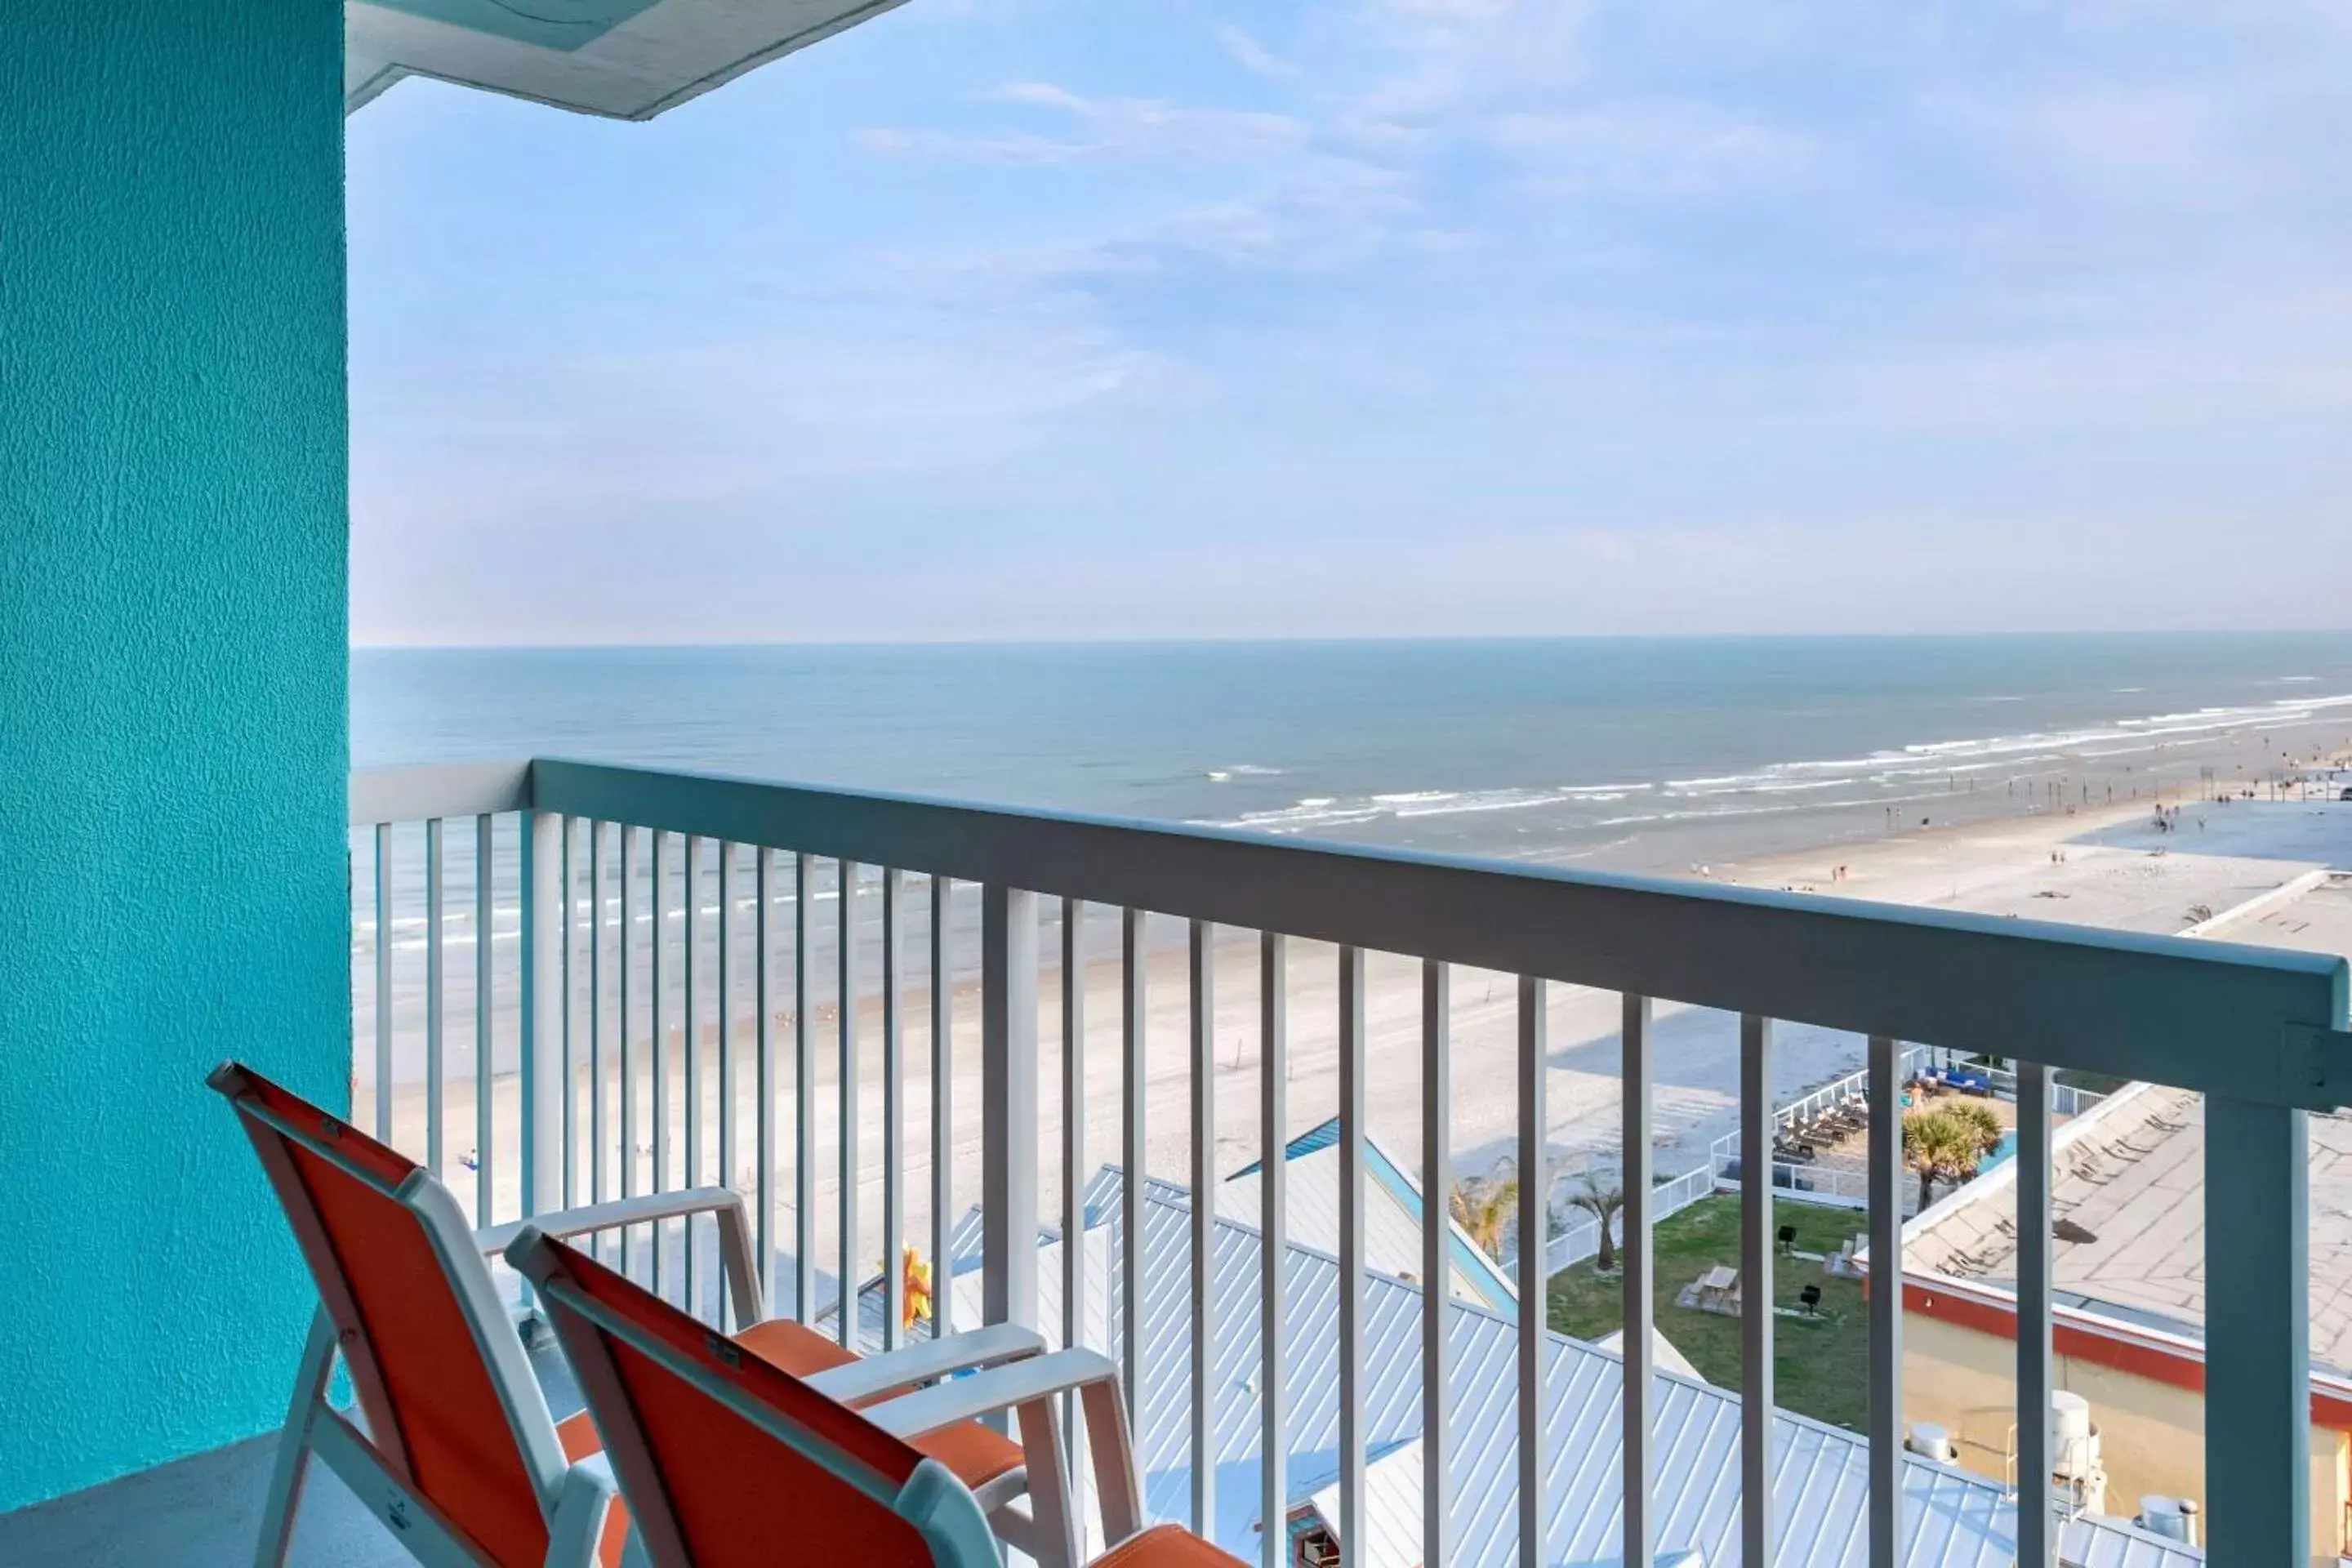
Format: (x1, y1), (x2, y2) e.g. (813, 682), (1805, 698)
(0, 1340), (588, 1567)
(0, 1432), (412, 1568)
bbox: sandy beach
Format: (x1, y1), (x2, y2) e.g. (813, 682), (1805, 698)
(354, 748), (2352, 1300)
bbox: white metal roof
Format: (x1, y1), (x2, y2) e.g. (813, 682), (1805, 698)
(824, 1169), (2201, 1568)
(1906, 1076), (2352, 1383)
(1218, 1121), (1519, 1318)
(1589, 1327), (1707, 1385)
(346, 0), (906, 120)
(1307, 1440), (1428, 1568)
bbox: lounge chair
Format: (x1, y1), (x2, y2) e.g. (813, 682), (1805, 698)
(509, 1223), (1245, 1568)
(210, 1062), (1067, 1568)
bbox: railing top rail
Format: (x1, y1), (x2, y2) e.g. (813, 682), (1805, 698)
(350, 758), (2350, 1107)
(350, 760), (530, 825)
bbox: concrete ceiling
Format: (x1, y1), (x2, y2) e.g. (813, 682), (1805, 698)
(346, 0), (908, 120)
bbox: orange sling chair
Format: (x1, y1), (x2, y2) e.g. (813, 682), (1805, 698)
(213, 1062), (1099, 1568)
(508, 1223), (1247, 1568)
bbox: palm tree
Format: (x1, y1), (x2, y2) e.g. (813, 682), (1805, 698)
(1563, 1173), (1628, 1273)
(1904, 1110), (1980, 1209)
(1449, 1159), (1518, 1263)
(1944, 1100), (2005, 1157)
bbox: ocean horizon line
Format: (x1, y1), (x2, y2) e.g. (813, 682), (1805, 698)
(351, 626), (2352, 654)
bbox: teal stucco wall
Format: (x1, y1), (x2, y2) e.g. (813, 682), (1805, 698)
(0, 2), (349, 1511)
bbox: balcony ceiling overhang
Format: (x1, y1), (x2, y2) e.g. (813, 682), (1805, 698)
(346, 0), (907, 121)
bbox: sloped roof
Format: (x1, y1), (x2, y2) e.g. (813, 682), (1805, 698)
(1220, 1118), (1519, 1318)
(822, 1169), (2200, 1568)
(1590, 1326), (1706, 1384)
(346, 0), (906, 119)
(1906, 1079), (2352, 1382)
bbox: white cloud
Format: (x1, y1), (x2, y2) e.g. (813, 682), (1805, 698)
(1352, 0), (1601, 122)
(1486, 105), (1815, 196)
(1208, 21), (1296, 78)
(858, 83), (1309, 165)
(355, 291), (1174, 517)
(352, 0), (2352, 641)
(1132, 154), (1421, 269)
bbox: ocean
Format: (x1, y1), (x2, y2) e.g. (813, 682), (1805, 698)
(356, 633), (2352, 874)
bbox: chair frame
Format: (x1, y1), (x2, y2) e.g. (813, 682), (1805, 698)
(511, 1226), (1150, 1568)
(218, 1062), (659, 1566)
(216, 1062), (1088, 1568)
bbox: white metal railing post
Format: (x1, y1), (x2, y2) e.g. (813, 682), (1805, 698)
(684, 834), (702, 1311)
(1189, 919), (1216, 1536)
(523, 807), (563, 1218)
(755, 846), (776, 1301)
(1867, 1035), (1904, 1566)
(1740, 1013), (1774, 1568)
(1517, 976), (1548, 1568)
(794, 853), (816, 1322)
(2204, 1094), (2310, 1565)
(883, 867), (906, 1351)
(425, 817), (446, 1179)
(1122, 907), (1147, 1428)
(982, 884), (1040, 1334)
(717, 842), (738, 1327)
(1061, 897), (1086, 1468)
(650, 830), (669, 1294)
(2015, 1059), (2052, 1568)
(1622, 994), (1653, 1568)
(837, 859), (859, 1349)
(1339, 946), (1368, 1566)
(620, 826), (638, 1273)
(1423, 960), (1451, 1568)
(1260, 932), (1289, 1568)
(588, 822), (602, 1220)
(476, 814), (495, 1226)
(561, 817), (576, 1210)
(929, 875), (953, 1340)
(373, 823), (392, 1143)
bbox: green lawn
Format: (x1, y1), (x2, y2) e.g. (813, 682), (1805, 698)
(1545, 1196), (1871, 1432)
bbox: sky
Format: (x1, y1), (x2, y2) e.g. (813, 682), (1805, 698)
(348, 0), (2352, 645)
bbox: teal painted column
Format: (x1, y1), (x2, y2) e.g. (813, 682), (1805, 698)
(0, 1), (347, 1511)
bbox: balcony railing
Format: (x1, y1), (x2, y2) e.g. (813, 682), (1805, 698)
(348, 758), (2349, 1566)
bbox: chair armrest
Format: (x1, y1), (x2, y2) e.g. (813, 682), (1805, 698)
(860, 1348), (1119, 1440)
(801, 1323), (1047, 1406)
(865, 1348), (1146, 1549)
(476, 1186), (745, 1250)
(546, 1453), (620, 1567)
(480, 1187), (764, 1326)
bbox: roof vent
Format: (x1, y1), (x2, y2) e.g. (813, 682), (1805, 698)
(2136, 1495), (2200, 1546)
(1906, 1422), (1953, 1463)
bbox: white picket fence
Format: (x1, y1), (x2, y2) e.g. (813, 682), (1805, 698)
(1532, 1053), (2118, 1276)
(1544, 1163), (1717, 1277)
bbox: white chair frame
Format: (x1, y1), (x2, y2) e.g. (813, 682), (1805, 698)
(216, 1066), (1068, 1568)
(510, 1224), (1151, 1568)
